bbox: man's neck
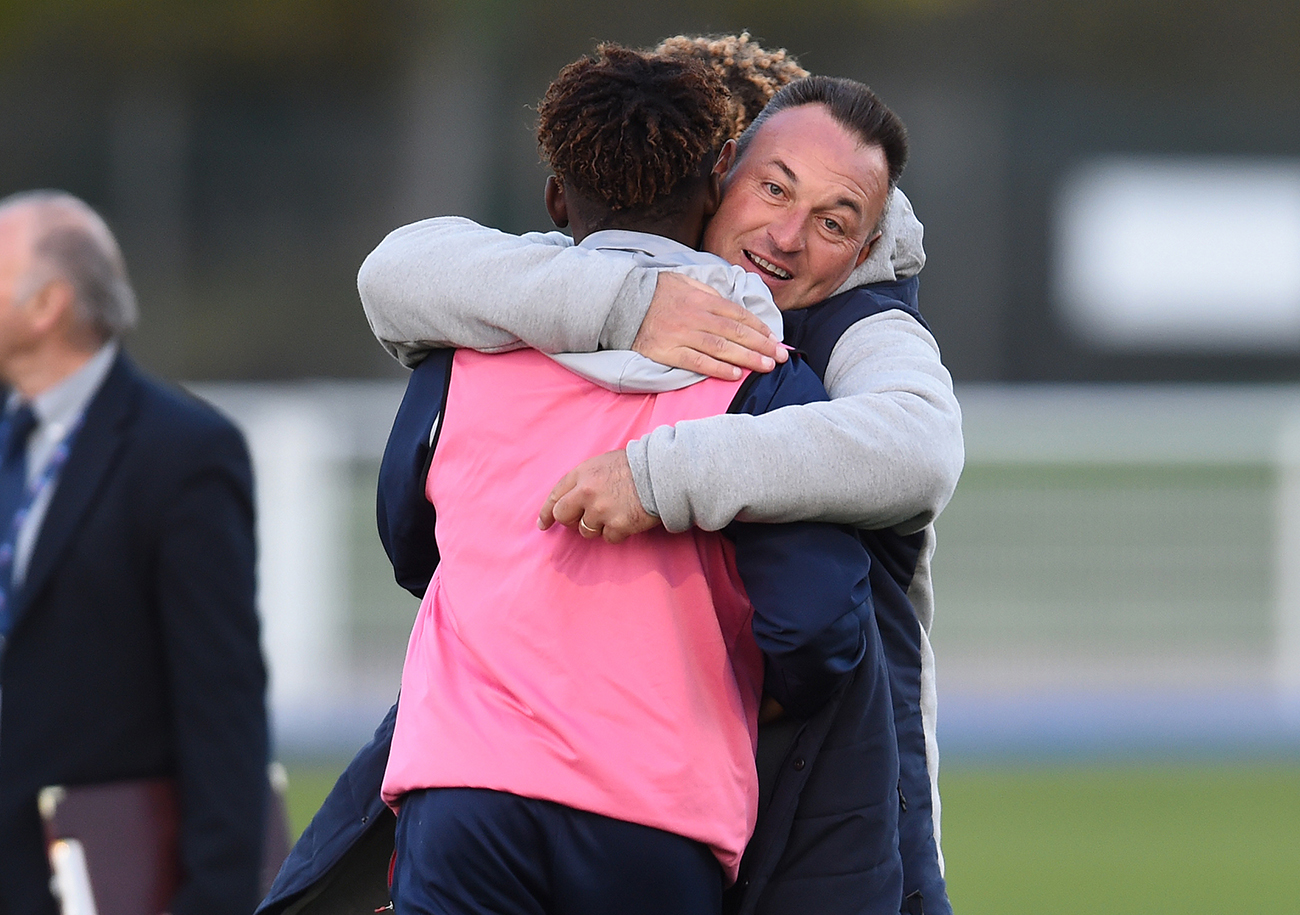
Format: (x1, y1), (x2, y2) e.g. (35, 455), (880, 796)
(571, 217), (701, 249)
(4, 343), (100, 400)
(564, 190), (705, 250)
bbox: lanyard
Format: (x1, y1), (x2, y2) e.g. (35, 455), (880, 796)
(0, 413), (85, 637)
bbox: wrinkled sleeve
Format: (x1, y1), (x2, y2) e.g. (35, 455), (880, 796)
(627, 310), (964, 533)
(730, 521), (871, 718)
(357, 216), (658, 366)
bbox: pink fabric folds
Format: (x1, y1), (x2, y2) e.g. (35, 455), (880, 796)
(383, 350), (763, 880)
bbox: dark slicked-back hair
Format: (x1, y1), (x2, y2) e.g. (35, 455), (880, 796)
(536, 43), (730, 218)
(736, 75), (909, 188)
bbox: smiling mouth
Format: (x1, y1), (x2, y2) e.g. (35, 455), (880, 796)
(745, 251), (793, 281)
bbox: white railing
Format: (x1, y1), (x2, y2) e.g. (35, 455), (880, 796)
(191, 380), (1300, 755)
(193, 380), (410, 753)
(936, 384), (1300, 754)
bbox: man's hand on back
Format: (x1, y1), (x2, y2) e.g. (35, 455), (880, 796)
(538, 450), (660, 544)
(633, 272), (787, 380)
(539, 272), (788, 542)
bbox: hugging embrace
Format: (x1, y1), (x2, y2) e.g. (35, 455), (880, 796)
(263, 33), (962, 915)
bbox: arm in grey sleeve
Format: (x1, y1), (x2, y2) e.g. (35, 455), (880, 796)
(626, 310), (964, 532)
(357, 216), (658, 366)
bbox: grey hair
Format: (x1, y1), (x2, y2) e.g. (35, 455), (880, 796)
(0, 189), (138, 340)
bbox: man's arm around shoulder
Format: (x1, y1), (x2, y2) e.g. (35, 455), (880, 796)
(357, 216), (654, 366)
(630, 307), (963, 534)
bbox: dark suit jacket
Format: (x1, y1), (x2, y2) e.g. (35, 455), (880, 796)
(0, 351), (269, 915)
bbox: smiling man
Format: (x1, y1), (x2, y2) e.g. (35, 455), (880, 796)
(355, 75), (960, 915)
(530, 83), (923, 549)
(703, 103), (895, 310)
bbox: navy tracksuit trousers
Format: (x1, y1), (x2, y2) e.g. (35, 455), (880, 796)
(392, 788), (724, 915)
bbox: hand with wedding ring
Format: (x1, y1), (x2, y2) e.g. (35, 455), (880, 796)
(538, 449), (660, 544)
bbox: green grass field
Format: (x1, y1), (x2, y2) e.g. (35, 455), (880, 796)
(283, 761), (1300, 914)
(940, 764), (1300, 914)
(283, 760), (352, 837)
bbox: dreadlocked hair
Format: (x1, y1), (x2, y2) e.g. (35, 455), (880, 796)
(536, 43), (730, 213)
(655, 32), (809, 139)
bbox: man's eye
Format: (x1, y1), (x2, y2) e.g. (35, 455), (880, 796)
(765, 182), (783, 197)
(823, 217), (842, 233)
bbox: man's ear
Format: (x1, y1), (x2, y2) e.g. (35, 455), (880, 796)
(703, 170), (723, 218)
(712, 140), (738, 183)
(854, 230), (883, 268)
(544, 175), (568, 229)
(27, 278), (77, 334)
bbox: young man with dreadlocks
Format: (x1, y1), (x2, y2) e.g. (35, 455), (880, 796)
(373, 46), (900, 915)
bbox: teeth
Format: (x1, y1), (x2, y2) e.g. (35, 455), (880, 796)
(749, 252), (792, 280)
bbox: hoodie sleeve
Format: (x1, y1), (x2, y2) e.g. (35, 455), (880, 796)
(627, 309), (964, 533)
(357, 216), (657, 366)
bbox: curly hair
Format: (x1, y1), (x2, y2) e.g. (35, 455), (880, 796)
(655, 32), (809, 140)
(536, 43), (730, 213)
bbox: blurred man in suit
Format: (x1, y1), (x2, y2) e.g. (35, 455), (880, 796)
(0, 190), (269, 915)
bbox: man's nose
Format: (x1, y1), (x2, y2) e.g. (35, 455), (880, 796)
(766, 209), (806, 254)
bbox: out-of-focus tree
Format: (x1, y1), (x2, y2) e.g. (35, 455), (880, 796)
(922, 0), (1300, 87)
(5, 0), (1293, 87)
(0, 0), (423, 75)
(1, 0), (1295, 380)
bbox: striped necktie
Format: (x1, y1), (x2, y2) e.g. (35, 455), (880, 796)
(0, 403), (38, 632)
(0, 403), (38, 539)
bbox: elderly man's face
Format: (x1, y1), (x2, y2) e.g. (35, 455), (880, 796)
(0, 207), (37, 379)
(703, 104), (890, 311)
(0, 208), (30, 311)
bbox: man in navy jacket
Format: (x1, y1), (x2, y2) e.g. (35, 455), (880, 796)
(0, 191), (269, 915)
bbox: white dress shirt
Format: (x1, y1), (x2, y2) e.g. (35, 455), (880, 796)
(7, 342), (117, 588)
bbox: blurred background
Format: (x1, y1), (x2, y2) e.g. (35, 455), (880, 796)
(4, 1), (1298, 910)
